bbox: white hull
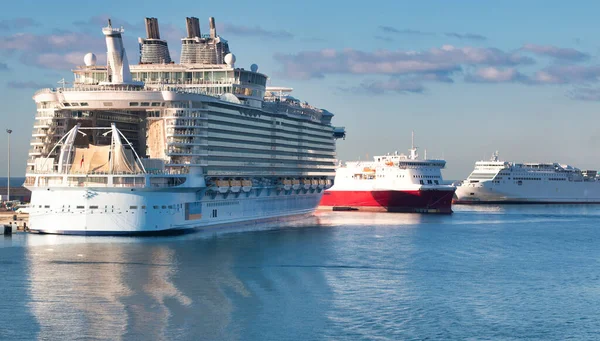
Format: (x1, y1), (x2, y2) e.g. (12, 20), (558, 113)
(27, 187), (323, 235)
(455, 181), (600, 203)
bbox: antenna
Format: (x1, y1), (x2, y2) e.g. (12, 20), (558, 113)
(57, 78), (70, 88)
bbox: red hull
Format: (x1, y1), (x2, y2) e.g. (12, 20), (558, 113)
(319, 189), (455, 213)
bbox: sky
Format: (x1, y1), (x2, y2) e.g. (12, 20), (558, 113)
(1, 0), (600, 179)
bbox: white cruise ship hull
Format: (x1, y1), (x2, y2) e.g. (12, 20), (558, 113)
(27, 187), (322, 235)
(455, 181), (600, 204)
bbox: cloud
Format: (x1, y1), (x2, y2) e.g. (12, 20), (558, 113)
(567, 87), (600, 101)
(0, 63), (8, 71)
(0, 31), (107, 69)
(445, 32), (487, 41)
(378, 26), (434, 36)
(345, 78), (426, 94)
(377, 27), (486, 41)
(0, 18), (41, 30)
(7, 81), (53, 89)
(0, 31), (103, 54)
(220, 24), (293, 40)
(274, 45), (533, 79)
(73, 15), (139, 32)
(341, 72), (455, 95)
(521, 43), (589, 61)
(465, 67), (527, 83)
(374, 35), (394, 42)
(531, 65), (600, 84)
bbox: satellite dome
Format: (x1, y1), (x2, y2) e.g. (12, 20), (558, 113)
(84, 53), (97, 66)
(224, 53), (236, 67)
(250, 63), (259, 72)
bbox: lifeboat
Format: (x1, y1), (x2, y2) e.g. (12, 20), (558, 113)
(317, 179), (326, 189)
(216, 179), (230, 194)
(292, 179), (301, 190)
(302, 178), (311, 190)
(281, 179), (292, 191)
(325, 179), (333, 189)
(242, 179), (252, 192)
(230, 179), (242, 193)
(385, 161), (394, 166)
(363, 167), (375, 173)
(310, 179), (319, 189)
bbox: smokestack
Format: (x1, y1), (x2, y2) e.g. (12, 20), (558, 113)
(145, 17), (161, 39)
(102, 21), (133, 84)
(209, 17), (216, 38)
(186, 17), (201, 38)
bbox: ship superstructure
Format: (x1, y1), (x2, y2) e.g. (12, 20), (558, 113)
(319, 134), (455, 213)
(454, 152), (600, 203)
(25, 17), (344, 235)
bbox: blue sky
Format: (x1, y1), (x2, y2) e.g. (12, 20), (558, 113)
(1, 0), (600, 178)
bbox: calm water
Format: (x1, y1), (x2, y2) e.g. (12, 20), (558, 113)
(1, 205), (599, 340)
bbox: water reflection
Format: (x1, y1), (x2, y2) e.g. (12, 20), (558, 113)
(22, 215), (334, 340)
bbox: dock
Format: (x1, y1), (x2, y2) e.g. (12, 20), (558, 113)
(0, 211), (28, 233)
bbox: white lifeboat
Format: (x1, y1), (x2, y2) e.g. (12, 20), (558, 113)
(281, 179), (292, 191)
(216, 179), (230, 194)
(310, 179), (319, 189)
(230, 179), (242, 193)
(317, 179), (325, 189)
(302, 178), (311, 190)
(242, 179), (252, 192)
(292, 179), (301, 190)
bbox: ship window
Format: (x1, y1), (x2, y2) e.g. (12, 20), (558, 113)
(130, 102), (139, 106)
(152, 102), (161, 107)
(141, 206), (146, 209)
(44, 205), (50, 208)
(71, 103), (79, 106)
(168, 205), (173, 209)
(89, 206), (98, 209)
(80, 102), (88, 106)
(161, 205), (166, 209)
(63, 103), (71, 107)
(419, 180), (424, 184)
(130, 206), (137, 209)
(141, 102), (150, 106)
(434, 180), (439, 185)
(103, 102), (113, 106)
(76, 206), (84, 209)
(153, 206), (159, 209)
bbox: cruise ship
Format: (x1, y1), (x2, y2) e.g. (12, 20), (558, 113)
(25, 17), (345, 235)
(319, 134), (455, 213)
(454, 152), (600, 203)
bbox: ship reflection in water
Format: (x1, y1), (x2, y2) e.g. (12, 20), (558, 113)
(21, 217), (335, 340)
(3, 208), (600, 340)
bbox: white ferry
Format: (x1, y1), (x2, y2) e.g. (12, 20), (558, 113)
(454, 152), (600, 204)
(319, 134), (455, 213)
(25, 17), (345, 235)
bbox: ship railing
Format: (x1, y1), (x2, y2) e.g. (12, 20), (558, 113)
(27, 169), (188, 176)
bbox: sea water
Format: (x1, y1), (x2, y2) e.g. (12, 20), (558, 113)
(1, 205), (599, 340)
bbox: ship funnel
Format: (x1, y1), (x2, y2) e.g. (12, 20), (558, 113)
(209, 16), (216, 38)
(102, 19), (134, 84)
(145, 17), (160, 39)
(185, 17), (201, 38)
(139, 17), (172, 64)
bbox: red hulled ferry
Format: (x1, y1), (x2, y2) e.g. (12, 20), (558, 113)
(319, 134), (455, 213)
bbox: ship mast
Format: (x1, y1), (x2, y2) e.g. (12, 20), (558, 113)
(409, 131), (418, 160)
